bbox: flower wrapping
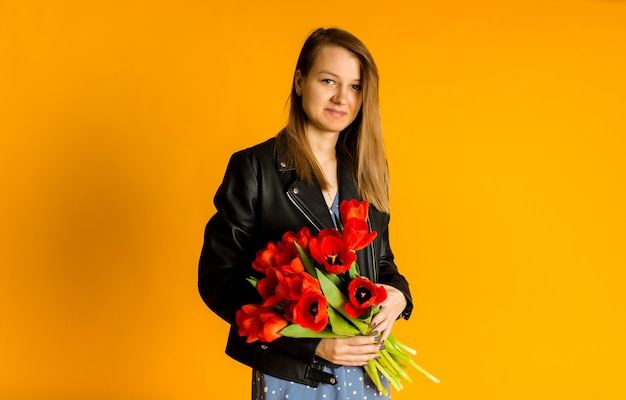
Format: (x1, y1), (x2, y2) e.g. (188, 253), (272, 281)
(235, 200), (439, 394)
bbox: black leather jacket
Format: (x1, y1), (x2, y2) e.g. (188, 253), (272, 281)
(198, 134), (413, 386)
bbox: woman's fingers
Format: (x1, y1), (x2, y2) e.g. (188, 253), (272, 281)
(315, 336), (384, 366)
(370, 285), (407, 343)
(371, 309), (394, 344)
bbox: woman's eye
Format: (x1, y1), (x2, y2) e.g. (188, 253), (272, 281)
(322, 79), (335, 85)
(352, 85), (362, 91)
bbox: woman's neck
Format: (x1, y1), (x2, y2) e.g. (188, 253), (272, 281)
(306, 129), (339, 165)
(306, 129), (339, 206)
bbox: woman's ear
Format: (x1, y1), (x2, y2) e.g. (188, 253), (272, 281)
(294, 70), (304, 96)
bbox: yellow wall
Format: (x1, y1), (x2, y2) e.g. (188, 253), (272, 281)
(1, 1), (625, 399)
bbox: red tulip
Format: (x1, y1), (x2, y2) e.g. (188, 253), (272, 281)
(276, 271), (321, 301)
(251, 242), (280, 273)
(278, 255), (305, 276)
(345, 277), (387, 318)
(285, 290), (329, 332)
(342, 218), (377, 251)
(257, 267), (285, 307)
(309, 229), (357, 274)
(235, 304), (288, 343)
(280, 226), (311, 253)
(339, 199), (369, 223)
(252, 228), (312, 274)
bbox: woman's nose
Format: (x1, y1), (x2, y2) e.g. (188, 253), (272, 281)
(332, 88), (348, 105)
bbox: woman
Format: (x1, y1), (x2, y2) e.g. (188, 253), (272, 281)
(198, 27), (413, 399)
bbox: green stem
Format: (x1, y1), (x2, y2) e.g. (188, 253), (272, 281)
(373, 358), (403, 392)
(381, 349), (412, 383)
(411, 361), (441, 384)
(385, 334), (440, 384)
(365, 360), (388, 396)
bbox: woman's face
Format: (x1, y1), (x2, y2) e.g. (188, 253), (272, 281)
(295, 45), (363, 137)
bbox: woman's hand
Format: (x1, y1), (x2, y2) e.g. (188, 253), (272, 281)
(314, 285), (407, 366)
(315, 336), (383, 366)
(369, 284), (407, 344)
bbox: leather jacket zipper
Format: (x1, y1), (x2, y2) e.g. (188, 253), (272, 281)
(286, 190), (323, 233)
(367, 217), (378, 282)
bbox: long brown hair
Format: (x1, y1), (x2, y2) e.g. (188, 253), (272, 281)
(280, 27), (390, 213)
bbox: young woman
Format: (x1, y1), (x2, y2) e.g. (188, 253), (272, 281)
(198, 27), (413, 399)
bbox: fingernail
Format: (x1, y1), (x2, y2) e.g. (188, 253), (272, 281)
(374, 355), (381, 360)
(379, 345), (386, 351)
(371, 322), (377, 329)
(371, 330), (378, 336)
(374, 336), (381, 343)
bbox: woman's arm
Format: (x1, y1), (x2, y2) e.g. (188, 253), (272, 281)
(198, 151), (261, 324)
(198, 149), (323, 364)
(370, 212), (413, 343)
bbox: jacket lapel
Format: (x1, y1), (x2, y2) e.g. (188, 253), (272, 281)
(287, 175), (334, 230)
(275, 135), (334, 231)
(286, 157), (362, 231)
(337, 158), (360, 203)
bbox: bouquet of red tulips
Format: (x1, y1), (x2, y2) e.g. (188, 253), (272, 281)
(235, 200), (439, 394)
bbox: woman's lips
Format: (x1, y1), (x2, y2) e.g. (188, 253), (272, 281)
(326, 109), (347, 118)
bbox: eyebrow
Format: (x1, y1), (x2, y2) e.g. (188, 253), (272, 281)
(318, 70), (361, 82)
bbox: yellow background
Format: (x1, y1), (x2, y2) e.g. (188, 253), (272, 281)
(1, 1), (625, 399)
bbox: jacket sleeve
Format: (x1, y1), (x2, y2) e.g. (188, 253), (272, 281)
(198, 151), (262, 324)
(375, 213), (414, 320)
(198, 150), (322, 363)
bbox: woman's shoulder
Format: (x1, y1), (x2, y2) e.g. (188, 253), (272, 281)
(230, 130), (292, 169)
(231, 136), (277, 159)
(223, 134), (287, 178)
(225, 136), (279, 171)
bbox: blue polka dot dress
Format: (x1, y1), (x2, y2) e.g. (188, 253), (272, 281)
(251, 194), (391, 400)
(252, 366), (390, 400)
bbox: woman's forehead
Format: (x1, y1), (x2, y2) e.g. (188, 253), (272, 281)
(309, 46), (361, 80)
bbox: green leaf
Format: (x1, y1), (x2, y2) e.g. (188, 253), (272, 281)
(294, 242), (317, 277)
(348, 260), (361, 280)
(246, 277), (259, 288)
(323, 269), (342, 287)
(327, 306), (361, 336)
(316, 269), (348, 309)
(279, 324), (346, 339)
